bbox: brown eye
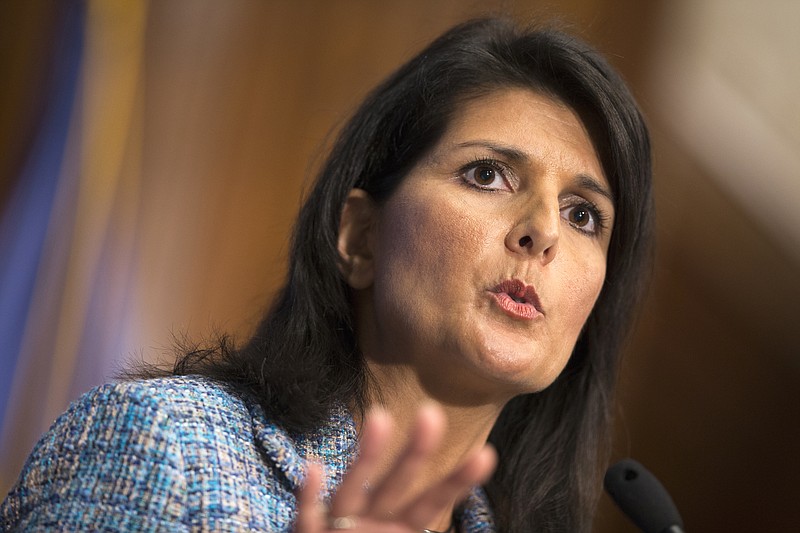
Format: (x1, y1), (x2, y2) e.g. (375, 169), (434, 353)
(458, 159), (513, 192)
(560, 203), (600, 235)
(475, 165), (496, 185)
(570, 207), (590, 227)
(460, 160), (511, 191)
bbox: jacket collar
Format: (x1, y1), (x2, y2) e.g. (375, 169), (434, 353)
(248, 400), (358, 499)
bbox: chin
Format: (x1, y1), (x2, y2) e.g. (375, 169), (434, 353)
(468, 344), (569, 397)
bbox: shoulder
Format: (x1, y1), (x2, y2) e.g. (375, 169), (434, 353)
(82, 375), (255, 439)
(1, 375), (358, 531)
(0, 377), (221, 530)
(82, 374), (251, 418)
(31, 376), (255, 468)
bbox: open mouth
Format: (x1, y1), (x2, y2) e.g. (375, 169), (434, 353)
(490, 279), (543, 320)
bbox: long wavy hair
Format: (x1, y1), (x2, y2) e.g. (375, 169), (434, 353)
(136, 17), (653, 532)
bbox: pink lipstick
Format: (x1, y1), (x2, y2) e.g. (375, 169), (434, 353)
(489, 279), (543, 320)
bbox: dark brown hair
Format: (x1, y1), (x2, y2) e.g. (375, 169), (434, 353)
(147, 17), (653, 532)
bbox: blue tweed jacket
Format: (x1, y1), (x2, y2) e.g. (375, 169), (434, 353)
(1, 376), (495, 531)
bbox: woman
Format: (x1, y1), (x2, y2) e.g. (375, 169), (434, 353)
(0, 17), (652, 532)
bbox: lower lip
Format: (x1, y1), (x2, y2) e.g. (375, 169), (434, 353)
(490, 292), (542, 320)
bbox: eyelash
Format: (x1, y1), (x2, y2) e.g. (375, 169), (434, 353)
(457, 158), (512, 192)
(562, 198), (610, 237)
(458, 158), (513, 192)
(458, 157), (611, 238)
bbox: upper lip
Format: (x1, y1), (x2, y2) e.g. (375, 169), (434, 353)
(491, 279), (544, 314)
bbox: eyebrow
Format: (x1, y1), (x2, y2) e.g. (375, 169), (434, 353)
(455, 140), (531, 166)
(575, 174), (615, 204)
(454, 140), (615, 204)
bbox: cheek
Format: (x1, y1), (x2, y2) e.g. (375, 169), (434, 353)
(377, 194), (487, 282)
(563, 256), (606, 327)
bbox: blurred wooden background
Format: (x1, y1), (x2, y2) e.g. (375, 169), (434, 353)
(2, 1), (799, 531)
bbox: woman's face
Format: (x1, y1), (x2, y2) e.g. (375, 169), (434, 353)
(352, 88), (614, 403)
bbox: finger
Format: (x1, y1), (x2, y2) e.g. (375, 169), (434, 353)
(401, 444), (497, 529)
(295, 462), (325, 533)
(330, 407), (393, 517)
(366, 403), (446, 517)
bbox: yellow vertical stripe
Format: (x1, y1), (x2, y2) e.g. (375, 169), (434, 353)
(43, 0), (149, 417)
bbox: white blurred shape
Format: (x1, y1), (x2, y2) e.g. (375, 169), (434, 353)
(649, 0), (800, 260)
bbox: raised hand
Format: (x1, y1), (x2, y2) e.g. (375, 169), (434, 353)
(294, 404), (497, 533)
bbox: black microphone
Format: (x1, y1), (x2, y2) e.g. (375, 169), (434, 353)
(604, 458), (685, 533)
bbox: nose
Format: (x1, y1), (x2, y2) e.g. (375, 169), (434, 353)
(504, 205), (559, 264)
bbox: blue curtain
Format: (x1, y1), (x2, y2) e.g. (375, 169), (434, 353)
(0, 2), (85, 431)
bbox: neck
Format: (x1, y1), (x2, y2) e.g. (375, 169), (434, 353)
(362, 361), (506, 531)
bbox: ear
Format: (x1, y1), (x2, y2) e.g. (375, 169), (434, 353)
(337, 188), (377, 290)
